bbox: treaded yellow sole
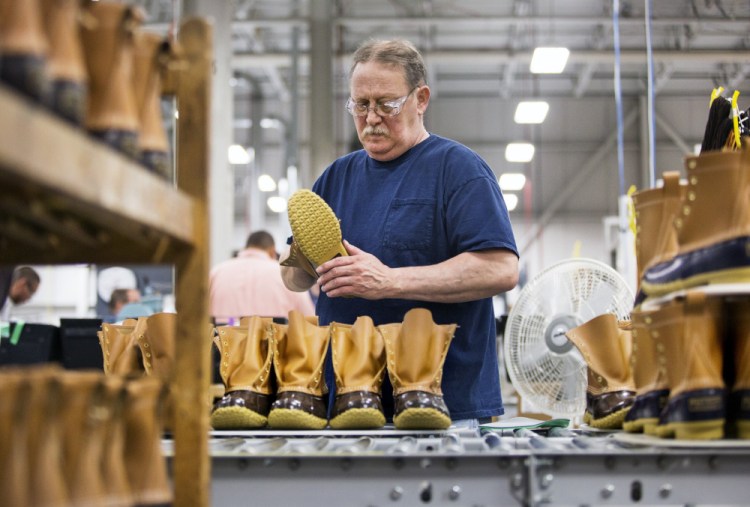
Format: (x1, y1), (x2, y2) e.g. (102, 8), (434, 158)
(267, 407), (328, 430)
(210, 406), (267, 430)
(394, 408), (451, 430)
(287, 189), (347, 266)
(623, 416), (658, 434)
(588, 406), (631, 430)
(641, 267), (750, 297)
(655, 419), (724, 440)
(329, 408), (386, 430)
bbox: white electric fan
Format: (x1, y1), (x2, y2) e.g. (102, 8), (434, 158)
(503, 258), (634, 419)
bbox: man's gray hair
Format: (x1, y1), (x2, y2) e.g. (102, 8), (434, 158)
(349, 39), (427, 89)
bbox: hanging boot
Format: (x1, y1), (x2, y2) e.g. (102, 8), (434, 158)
(99, 374), (134, 507)
(622, 308), (669, 434)
(123, 376), (172, 507)
(0, 368), (31, 507)
(59, 370), (109, 507)
(79, 0), (143, 161)
(0, 0), (49, 102)
(379, 308), (455, 430)
(39, 0), (88, 124)
(25, 365), (69, 507)
(654, 292), (726, 440)
(642, 148), (750, 296)
(268, 311), (329, 430)
(565, 313), (636, 429)
(210, 316), (275, 429)
(329, 316), (386, 429)
(99, 318), (144, 375)
(631, 171), (685, 307)
(725, 297), (750, 439)
(132, 31), (173, 179)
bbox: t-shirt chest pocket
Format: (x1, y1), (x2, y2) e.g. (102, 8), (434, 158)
(382, 198), (435, 250)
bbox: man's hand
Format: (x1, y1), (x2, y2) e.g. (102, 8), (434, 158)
(316, 240), (397, 299)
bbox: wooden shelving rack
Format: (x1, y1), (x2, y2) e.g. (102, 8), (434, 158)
(0, 18), (213, 507)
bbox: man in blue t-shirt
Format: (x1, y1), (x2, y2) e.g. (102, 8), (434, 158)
(280, 38), (519, 424)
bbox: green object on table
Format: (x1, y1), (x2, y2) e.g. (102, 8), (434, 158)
(8, 320), (25, 345)
(479, 416), (570, 431)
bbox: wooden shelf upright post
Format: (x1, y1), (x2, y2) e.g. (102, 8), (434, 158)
(171, 17), (213, 507)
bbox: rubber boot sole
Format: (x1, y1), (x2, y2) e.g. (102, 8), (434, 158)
(623, 416), (658, 434)
(210, 406), (267, 430)
(287, 189), (347, 266)
(267, 408), (328, 430)
(394, 408), (451, 430)
(329, 408), (386, 430)
(654, 419), (724, 440)
(588, 406), (631, 430)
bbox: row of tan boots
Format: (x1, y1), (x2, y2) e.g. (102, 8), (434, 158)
(565, 147), (750, 440)
(0, 365), (172, 507)
(0, 0), (176, 178)
(211, 308), (456, 431)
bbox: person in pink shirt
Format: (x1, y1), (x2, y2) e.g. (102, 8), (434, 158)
(209, 230), (315, 323)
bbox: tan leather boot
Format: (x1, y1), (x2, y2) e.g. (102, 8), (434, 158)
(59, 370), (109, 507)
(25, 365), (69, 507)
(99, 375), (133, 507)
(631, 171), (685, 306)
(135, 312), (175, 379)
(0, 368), (31, 507)
(654, 292), (726, 440)
(123, 376), (172, 507)
(39, 0), (88, 124)
(210, 316), (275, 429)
(0, 0), (49, 101)
(329, 316), (386, 429)
(99, 318), (144, 375)
(565, 313), (635, 429)
(79, 0), (143, 160)
(642, 149), (750, 296)
(268, 311), (329, 429)
(132, 31), (173, 179)
(379, 308), (455, 430)
(622, 308), (669, 435)
(726, 297), (750, 439)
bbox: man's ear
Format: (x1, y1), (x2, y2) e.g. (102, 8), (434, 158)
(416, 85), (430, 113)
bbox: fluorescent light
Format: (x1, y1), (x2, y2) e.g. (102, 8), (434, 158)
(267, 196), (287, 213)
(514, 101), (549, 124)
(530, 47), (570, 74)
(257, 174), (277, 192)
(499, 173), (527, 191)
(504, 193), (519, 211)
(228, 144), (252, 164)
(505, 142), (535, 163)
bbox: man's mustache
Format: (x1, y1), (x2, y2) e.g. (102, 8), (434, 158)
(362, 127), (389, 137)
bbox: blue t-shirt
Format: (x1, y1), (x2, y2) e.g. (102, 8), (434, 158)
(312, 134), (519, 420)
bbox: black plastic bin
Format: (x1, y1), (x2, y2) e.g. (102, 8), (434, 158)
(59, 318), (104, 370)
(0, 322), (61, 366)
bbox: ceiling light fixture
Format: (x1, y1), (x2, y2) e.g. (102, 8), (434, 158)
(228, 144), (252, 164)
(514, 101), (549, 124)
(504, 193), (519, 211)
(499, 173), (527, 191)
(267, 196), (287, 213)
(530, 47), (570, 74)
(258, 174), (277, 192)
(505, 142), (535, 163)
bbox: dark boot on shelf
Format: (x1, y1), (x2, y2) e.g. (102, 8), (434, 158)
(132, 31), (174, 179)
(623, 308), (669, 435)
(39, 0), (88, 124)
(642, 149), (750, 296)
(99, 318), (144, 375)
(379, 308), (455, 430)
(0, 0), (49, 102)
(0, 369), (31, 507)
(725, 297), (750, 439)
(565, 313), (636, 429)
(329, 316), (386, 429)
(268, 311), (329, 430)
(654, 292), (726, 440)
(25, 365), (69, 507)
(79, 0), (143, 161)
(631, 171), (685, 307)
(210, 316), (275, 429)
(123, 376), (172, 507)
(59, 370), (109, 507)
